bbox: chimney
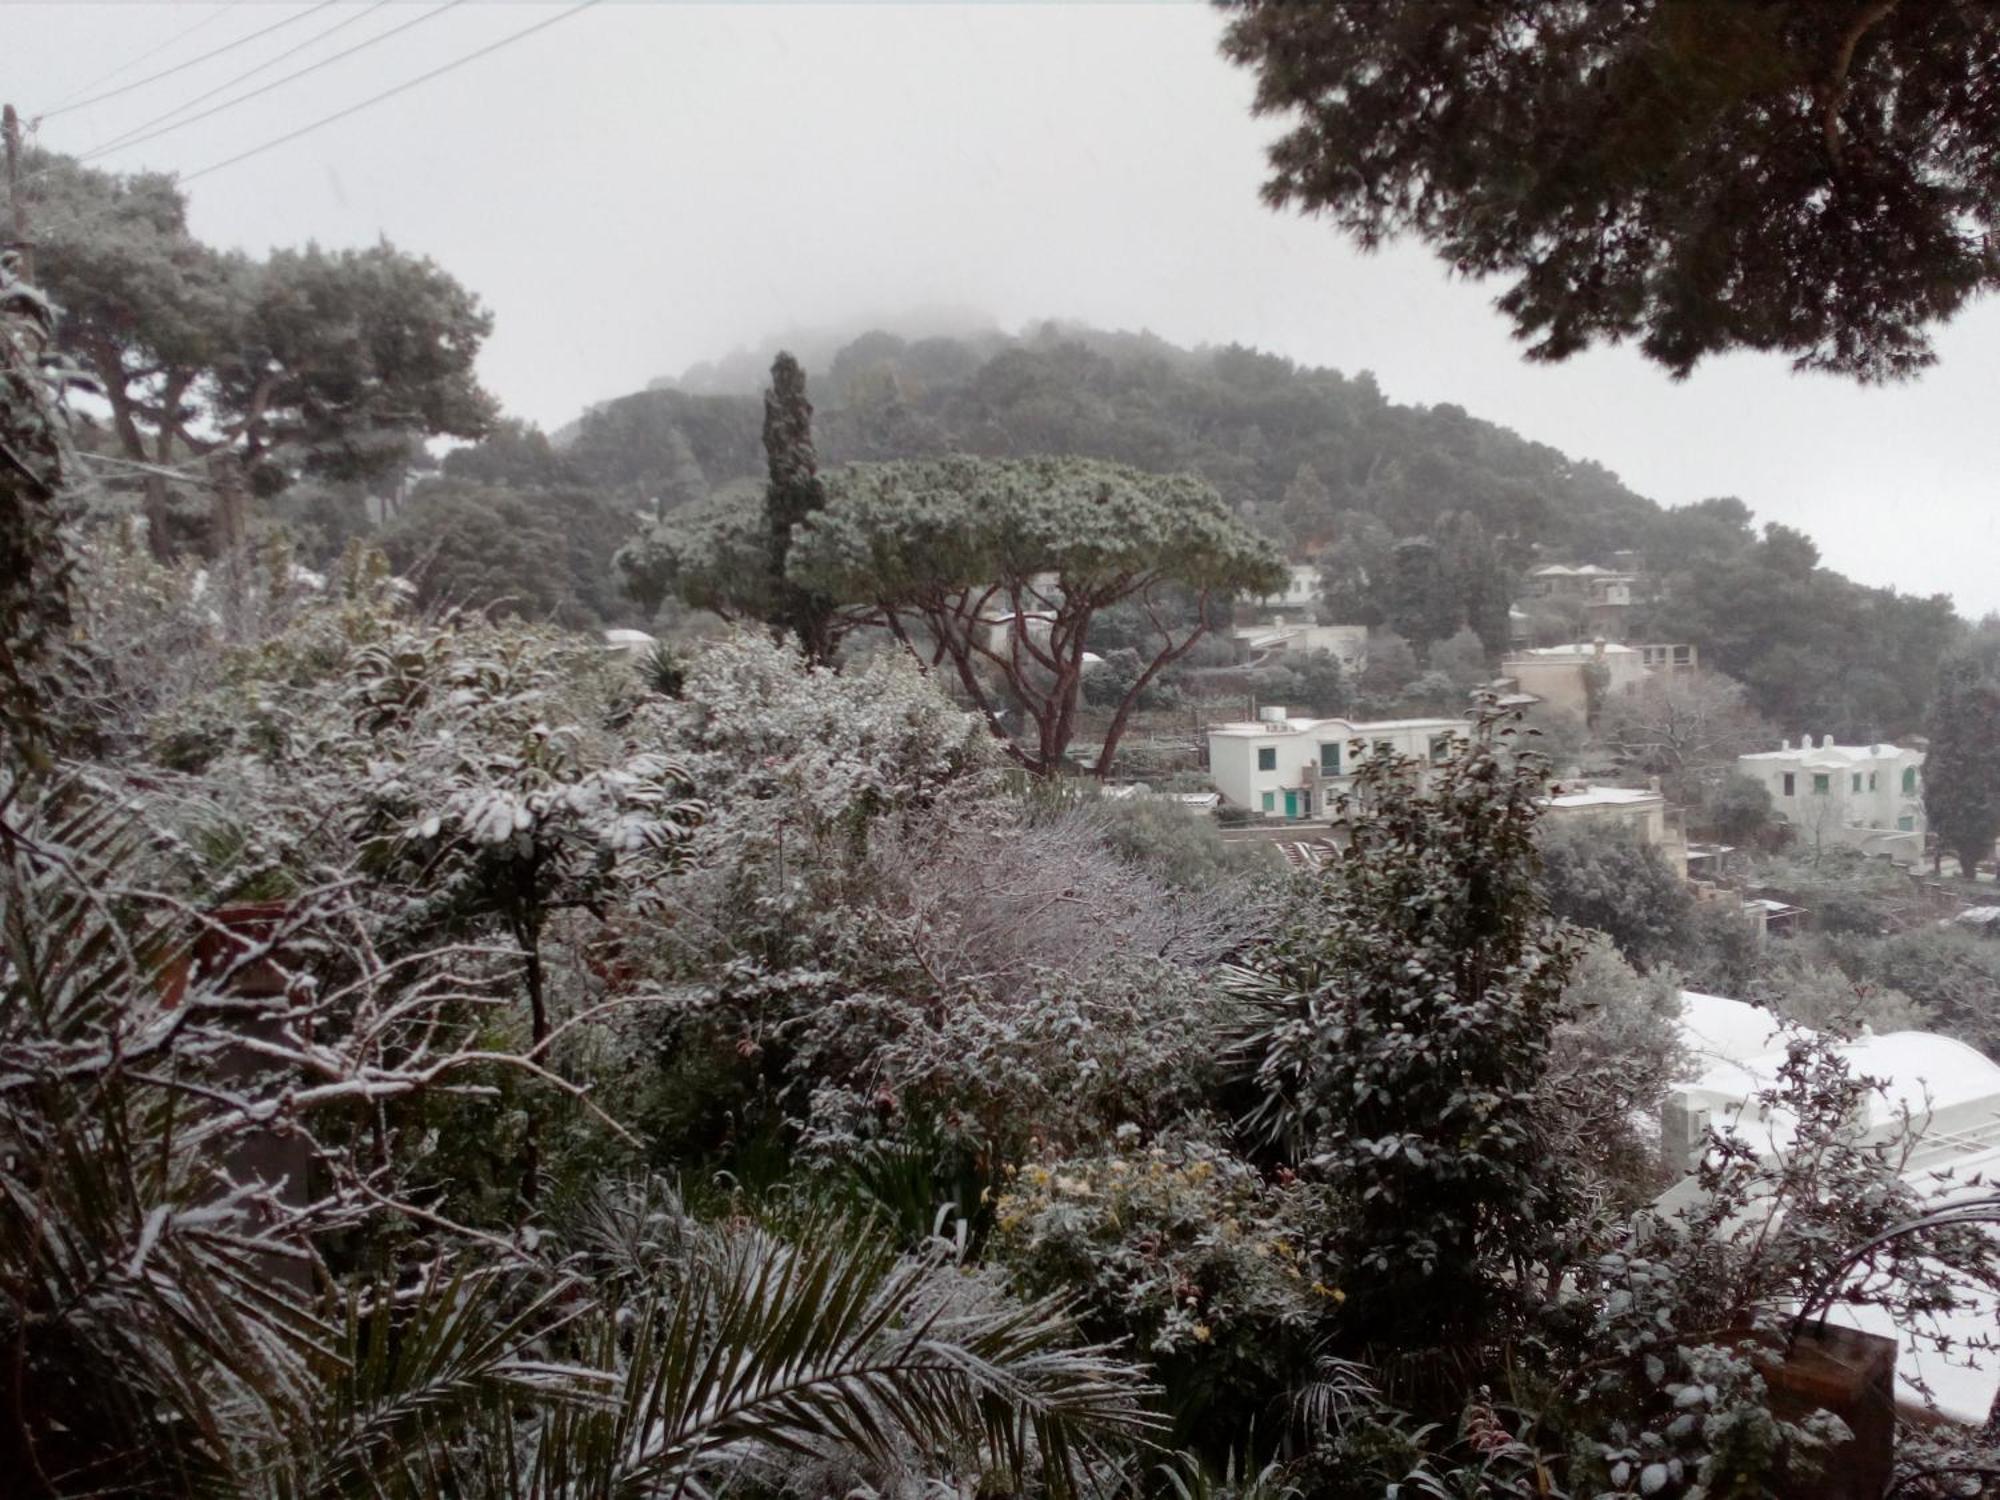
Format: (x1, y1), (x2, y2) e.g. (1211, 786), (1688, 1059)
(1781, 737), (1790, 751)
(1822, 733), (1835, 749)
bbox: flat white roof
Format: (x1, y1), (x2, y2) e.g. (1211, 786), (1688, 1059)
(1739, 743), (1915, 763)
(1510, 642), (1642, 658)
(1545, 785), (1661, 809)
(1207, 716), (1466, 738)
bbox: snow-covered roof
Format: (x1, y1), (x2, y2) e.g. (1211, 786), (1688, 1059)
(1545, 784), (1661, 810)
(1666, 995), (2000, 1423)
(1512, 642), (1643, 658)
(1677, 991), (1788, 1078)
(1207, 715), (1466, 738)
(1739, 742), (1916, 764)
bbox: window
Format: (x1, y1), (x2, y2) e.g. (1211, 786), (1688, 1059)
(1852, 773), (1862, 794)
(1429, 733), (1454, 766)
(1319, 742), (1341, 775)
(1869, 771), (1878, 792)
(1257, 747), (1276, 772)
(1903, 766), (1919, 795)
(1782, 772), (1795, 797)
(1261, 791), (1275, 813)
(1812, 773), (1831, 795)
(1672, 645), (1692, 666)
(1898, 816), (1915, 832)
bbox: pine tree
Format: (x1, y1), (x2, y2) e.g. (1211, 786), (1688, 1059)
(1924, 657), (2000, 877)
(762, 353), (839, 664)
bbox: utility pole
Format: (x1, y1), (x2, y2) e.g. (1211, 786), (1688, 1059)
(3, 103), (30, 282)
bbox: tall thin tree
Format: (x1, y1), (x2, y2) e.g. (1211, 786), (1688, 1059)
(763, 352), (839, 664)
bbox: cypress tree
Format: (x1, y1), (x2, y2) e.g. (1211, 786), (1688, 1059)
(762, 353), (838, 664)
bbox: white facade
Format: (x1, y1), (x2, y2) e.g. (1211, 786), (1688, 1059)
(1736, 736), (1925, 864)
(1207, 709), (1469, 821)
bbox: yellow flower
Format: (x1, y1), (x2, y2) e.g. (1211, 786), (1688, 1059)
(1192, 1323), (1212, 1343)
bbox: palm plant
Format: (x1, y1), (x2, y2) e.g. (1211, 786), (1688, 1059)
(0, 780), (1158, 1497)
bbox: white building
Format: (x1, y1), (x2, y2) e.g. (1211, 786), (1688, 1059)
(1229, 620), (1368, 672)
(1736, 736), (1925, 864)
(1207, 708), (1468, 821)
(1663, 991), (2000, 1423)
(1246, 562), (1322, 618)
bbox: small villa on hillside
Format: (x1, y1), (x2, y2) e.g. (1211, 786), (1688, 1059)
(1736, 735), (1926, 865)
(1206, 708), (1468, 820)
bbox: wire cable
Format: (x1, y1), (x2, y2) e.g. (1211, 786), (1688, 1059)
(32, 0), (603, 242)
(179, 0), (604, 187)
(78, 0), (397, 165)
(73, 1), (465, 167)
(39, 2), (341, 123)
(39, 1), (247, 116)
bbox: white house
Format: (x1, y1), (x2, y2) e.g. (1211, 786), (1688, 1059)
(1229, 620), (1368, 672)
(1207, 708), (1469, 821)
(1246, 562), (1322, 618)
(1736, 736), (1925, 864)
(1662, 991), (2000, 1423)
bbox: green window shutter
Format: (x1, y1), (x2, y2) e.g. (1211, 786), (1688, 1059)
(1319, 742), (1341, 775)
(1812, 774), (1830, 795)
(1903, 766), (1918, 795)
(1852, 773), (1862, 793)
(1261, 791), (1275, 812)
(1257, 747), (1277, 771)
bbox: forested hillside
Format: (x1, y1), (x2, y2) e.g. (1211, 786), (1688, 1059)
(514, 321), (1961, 738)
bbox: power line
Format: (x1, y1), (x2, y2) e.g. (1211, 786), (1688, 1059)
(40, 2), (247, 116)
(180, 0), (604, 187)
(79, 0), (397, 165)
(76, 0), (457, 167)
(39, 2), (341, 123)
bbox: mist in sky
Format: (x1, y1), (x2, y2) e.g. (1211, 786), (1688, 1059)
(14, 1), (2000, 613)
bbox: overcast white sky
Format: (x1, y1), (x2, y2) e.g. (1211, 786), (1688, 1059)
(14, 2), (2000, 613)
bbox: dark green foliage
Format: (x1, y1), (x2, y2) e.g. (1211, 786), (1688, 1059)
(31, 149), (495, 557)
(1218, 0), (2000, 379)
(1708, 772), (1775, 845)
(1925, 655), (2000, 876)
(379, 479), (638, 628)
(1287, 649), (1350, 718)
(1827, 927), (2000, 1059)
(0, 259), (90, 770)
(763, 353), (840, 663)
(1382, 537), (1458, 667)
(1537, 819), (1694, 970)
(1631, 512), (1959, 743)
(1439, 510), (1511, 661)
(1226, 710), (1577, 1343)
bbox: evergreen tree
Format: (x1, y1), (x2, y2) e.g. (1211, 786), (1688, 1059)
(1218, 0), (2000, 379)
(1440, 510), (1513, 661)
(1383, 536), (1460, 667)
(1924, 657), (2000, 877)
(762, 353), (839, 664)
(1227, 709), (1577, 1343)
